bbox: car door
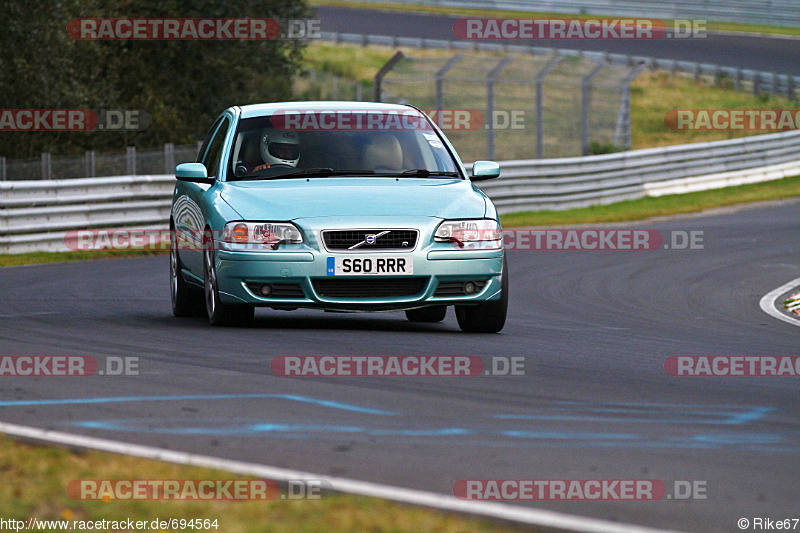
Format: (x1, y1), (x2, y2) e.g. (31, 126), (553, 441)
(173, 115), (231, 277)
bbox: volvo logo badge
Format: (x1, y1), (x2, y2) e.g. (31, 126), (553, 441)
(348, 230), (391, 250)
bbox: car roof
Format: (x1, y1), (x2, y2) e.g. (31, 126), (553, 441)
(237, 101), (419, 119)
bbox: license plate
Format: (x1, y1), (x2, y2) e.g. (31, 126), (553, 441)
(327, 256), (413, 276)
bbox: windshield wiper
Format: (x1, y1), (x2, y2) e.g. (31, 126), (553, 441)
(241, 168), (377, 180)
(376, 169), (461, 178)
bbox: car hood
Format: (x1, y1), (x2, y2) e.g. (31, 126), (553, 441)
(219, 177), (487, 220)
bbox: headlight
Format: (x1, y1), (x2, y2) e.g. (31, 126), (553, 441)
(434, 219), (501, 249)
(222, 222), (303, 249)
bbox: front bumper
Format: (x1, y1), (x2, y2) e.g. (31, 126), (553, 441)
(213, 216), (504, 311)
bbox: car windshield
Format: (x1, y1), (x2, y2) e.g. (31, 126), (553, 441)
(227, 110), (460, 181)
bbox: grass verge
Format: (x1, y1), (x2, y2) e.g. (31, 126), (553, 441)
(0, 434), (526, 533)
(311, 0), (800, 37)
(500, 175), (800, 227)
(0, 249), (166, 268)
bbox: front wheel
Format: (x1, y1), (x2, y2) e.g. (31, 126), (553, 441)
(170, 225), (205, 317)
(203, 234), (254, 327)
(455, 255), (508, 333)
(405, 305), (447, 323)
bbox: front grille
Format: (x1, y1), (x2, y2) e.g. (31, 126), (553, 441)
(313, 278), (427, 298)
(322, 229), (418, 251)
(247, 283), (305, 298)
(434, 280), (488, 297)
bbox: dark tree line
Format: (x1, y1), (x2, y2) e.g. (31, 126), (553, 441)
(0, 0), (311, 158)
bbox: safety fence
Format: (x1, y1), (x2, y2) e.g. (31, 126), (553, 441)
(320, 31), (800, 101)
(374, 50), (642, 160)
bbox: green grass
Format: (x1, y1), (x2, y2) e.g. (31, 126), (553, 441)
(0, 249), (166, 267)
(0, 434), (528, 533)
(312, 0), (800, 37)
(630, 71), (797, 149)
(500, 175), (800, 227)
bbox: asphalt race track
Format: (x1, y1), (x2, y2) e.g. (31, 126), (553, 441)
(314, 5), (800, 75)
(1, 200), (798, 532)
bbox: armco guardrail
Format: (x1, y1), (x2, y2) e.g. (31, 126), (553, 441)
(319, 32), (800, 100)
(481, 130), (800, 213)
(0, 175), (174, 254)
(1, 131), (799, 253)
(341, 0), (800, 28)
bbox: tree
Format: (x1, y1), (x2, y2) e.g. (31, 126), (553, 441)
(0, 0), (311, 158)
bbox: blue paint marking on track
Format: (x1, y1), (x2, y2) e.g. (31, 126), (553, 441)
(72, 420), (473, 438)
(0, 393), (398, 415)
(20, 397), (793, 452)
(494, 404), (775, 426)
(501, 431), (638, 440)
(66, 419), (800, 452)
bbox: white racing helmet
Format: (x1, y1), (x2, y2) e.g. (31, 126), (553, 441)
(260, 130), (300, 167)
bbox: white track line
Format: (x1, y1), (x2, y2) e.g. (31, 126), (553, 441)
(0, 421), (682, 533)
(759, 277), (800, 327)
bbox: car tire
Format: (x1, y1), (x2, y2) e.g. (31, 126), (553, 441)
(203, 232), (254, 327)
(455, 255), (508, 333)
(170, 223), (205, 317)
(405, 305), (447, 323)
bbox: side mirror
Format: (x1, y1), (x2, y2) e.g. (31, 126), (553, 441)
(471, 161), (501, 181)
(176, 163), (215, 184)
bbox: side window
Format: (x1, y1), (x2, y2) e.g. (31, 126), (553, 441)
(201, 117), (230, 178)
(196, 117), (224, 164)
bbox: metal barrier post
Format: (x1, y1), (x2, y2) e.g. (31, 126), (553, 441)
(126, 146), (137, 175)
(85, 150), (95, 177)
(486, 56), (513, 160)
(535, 55), (564, 159)
(581, 63), (605, 156)
(164, 143), (175, 175)
(435, 54), (463, 111)
(41, 153), (52, 180)
(614, 65), (646, 150)
(374, 51), (405, 102)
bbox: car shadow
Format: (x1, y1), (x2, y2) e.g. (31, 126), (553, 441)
(158, 309), (464, 334)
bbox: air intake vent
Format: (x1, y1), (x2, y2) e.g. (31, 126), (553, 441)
(313, 278), (426, 298)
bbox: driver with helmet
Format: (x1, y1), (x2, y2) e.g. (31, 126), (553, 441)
(242, 130), (301, 174)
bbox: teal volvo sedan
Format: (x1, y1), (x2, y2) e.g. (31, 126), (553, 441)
(170, 102), (507, 332)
